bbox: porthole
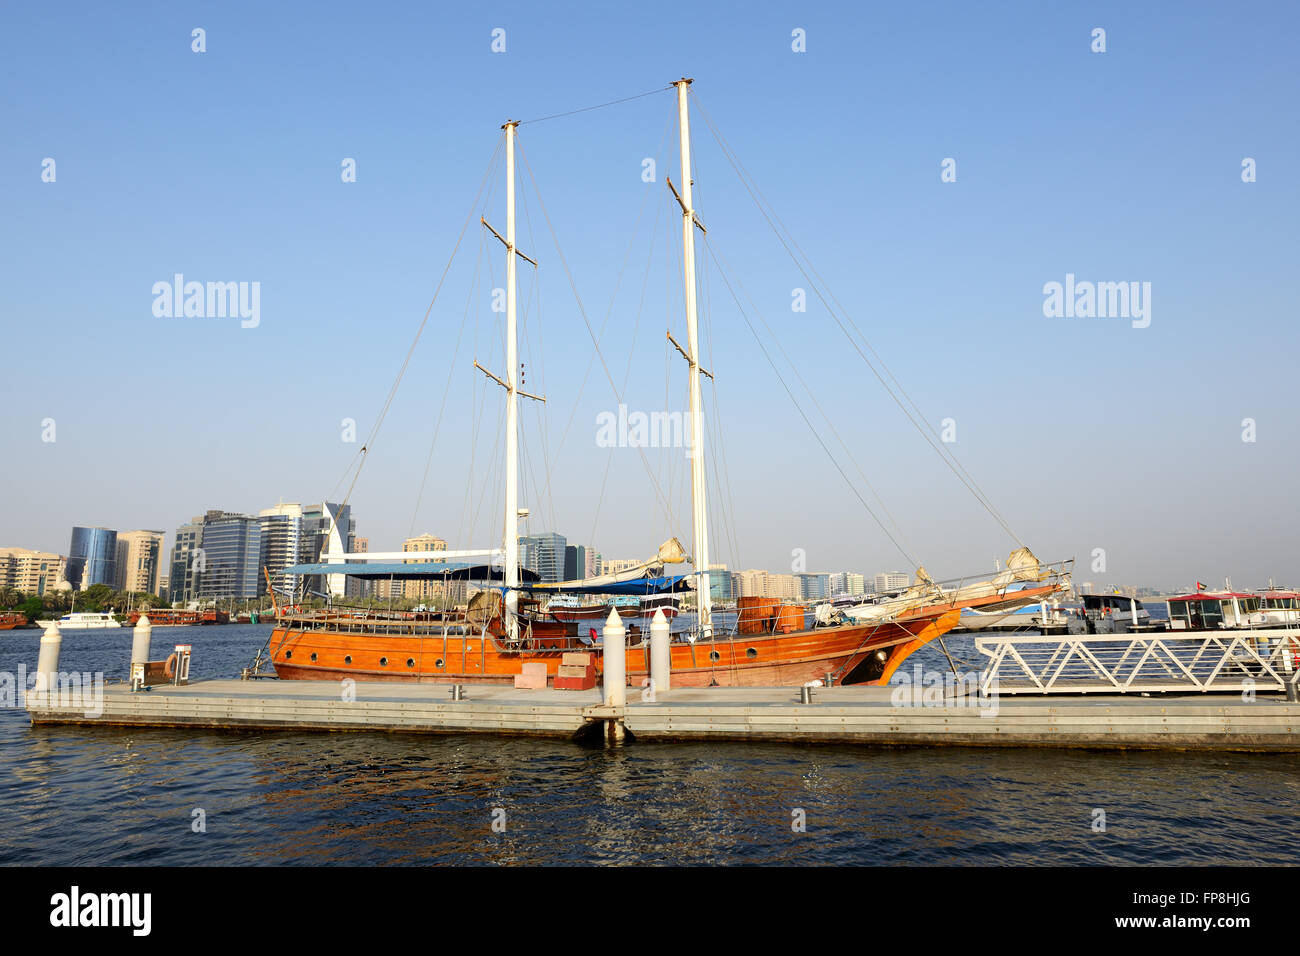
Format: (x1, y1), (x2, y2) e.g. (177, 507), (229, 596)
(435, 658), (445, 669)
(285, 650), (292, 660)
(380, 657), (389, 667)
(746, 647), (758, 659)
(709, 650), (720, 661)
(344, 655), (353, 665)
(406, 658), (416, 668)
(310, 652), (317, 662)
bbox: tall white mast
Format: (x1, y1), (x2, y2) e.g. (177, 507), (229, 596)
(475, 121), (543, 642)
(503, 120), (521, 641)
(673, 78), (713, 639)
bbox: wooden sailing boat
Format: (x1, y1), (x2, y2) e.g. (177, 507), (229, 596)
(268, 80), (1069, 688)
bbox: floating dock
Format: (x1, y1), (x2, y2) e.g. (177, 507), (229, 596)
(24, 679), (1300, 752)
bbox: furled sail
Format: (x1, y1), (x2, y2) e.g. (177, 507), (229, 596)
(526, 538), (690, 593)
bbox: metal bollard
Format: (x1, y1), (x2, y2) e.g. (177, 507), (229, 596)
(800, 685), (813, 704)
(131, 613), (153, 674)
(450, 684), (465, 701)
(34, 622), (62, 706)
(824, 672), (834, 688)
(649, 608), (671, 694)
(603, 609), (626, 707)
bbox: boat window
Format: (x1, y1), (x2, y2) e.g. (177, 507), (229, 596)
(1240, 598), (1260, 613)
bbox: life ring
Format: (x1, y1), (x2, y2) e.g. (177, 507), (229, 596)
(164, 653), (178, 678)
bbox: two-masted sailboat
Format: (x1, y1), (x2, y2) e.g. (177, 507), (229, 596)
(266, 79), (1070, 688)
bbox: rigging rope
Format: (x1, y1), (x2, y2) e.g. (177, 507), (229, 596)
(514, 138), (681, 527)
(689, 91), (1024, 547)
(328, 135), (504, 517)
(701, 234), (920, 569)
(517, 85), (673, 126)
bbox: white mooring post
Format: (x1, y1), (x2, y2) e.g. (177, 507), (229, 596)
(35, 621), (62, 706)
(131, 613), (153, 672)
(603, 608), (626, 708)
(1129, 598), (1139, 631)
(649, 608), (671, 694)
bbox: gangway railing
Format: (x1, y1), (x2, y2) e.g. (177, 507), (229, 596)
(975, 629), (1300, 696)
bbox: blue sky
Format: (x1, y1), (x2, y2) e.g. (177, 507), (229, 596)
(2, 1), (1297, 590)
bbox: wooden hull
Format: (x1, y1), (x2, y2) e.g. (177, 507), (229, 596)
(268, 608), (962, 687)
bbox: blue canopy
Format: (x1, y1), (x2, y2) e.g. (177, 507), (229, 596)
(282, 561), (541, 583)
(524, 574), (692, 596)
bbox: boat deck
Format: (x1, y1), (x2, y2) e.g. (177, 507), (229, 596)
(24, 678), (1300, 751)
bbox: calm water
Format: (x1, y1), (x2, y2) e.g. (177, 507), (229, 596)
(2, 624), (1297, 866)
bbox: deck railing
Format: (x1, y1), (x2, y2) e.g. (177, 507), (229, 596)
(974, 629), (1300, 695)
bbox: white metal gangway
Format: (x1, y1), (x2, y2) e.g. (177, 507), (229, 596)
(975, 629), (1300, 697)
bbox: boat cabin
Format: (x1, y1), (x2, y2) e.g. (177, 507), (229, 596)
(1167, 592), (1260, 630)
(1081, 594), (1145, 616)
(1257, 589), (1300, 624)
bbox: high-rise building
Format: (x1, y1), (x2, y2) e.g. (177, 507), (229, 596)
(736, 569), (768, 598)
(402, 533), (447, 600)
(520, 533), (566, 584)
(117, 530), (164, 595)
(259, 502), (305, 599)
(706, 563), (734, 602)
(168, 516), (205, 604)
(300, 502), (355, 598)
(586, 550), (602, 577)
(796, 572), (830, 601)
(874, 571), (909, 594)
(347, 537), (370, 599)
(197, 513), (262, 601)
(0, 548), (66, 595)
(767, 573), (800, 601)
(844, 572), (866, 595)
(66, 527), (118, 590)
(601, 557), (641, 576)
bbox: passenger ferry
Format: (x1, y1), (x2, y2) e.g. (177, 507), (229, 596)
(1167, 590), (1267, 630)
(35, 611), (122, 630)
(1256, 587), (1300, 626)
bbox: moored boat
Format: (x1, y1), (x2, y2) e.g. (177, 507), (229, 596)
(0, 612), (28, 630)
(1256, 586), (1300, 626)
(35, 611), (121, 630)
(265, 79), (1070, 687)
(126, 609), (203, 627)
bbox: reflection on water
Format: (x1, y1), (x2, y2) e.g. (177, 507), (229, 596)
(1, 625), (1298, 865)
